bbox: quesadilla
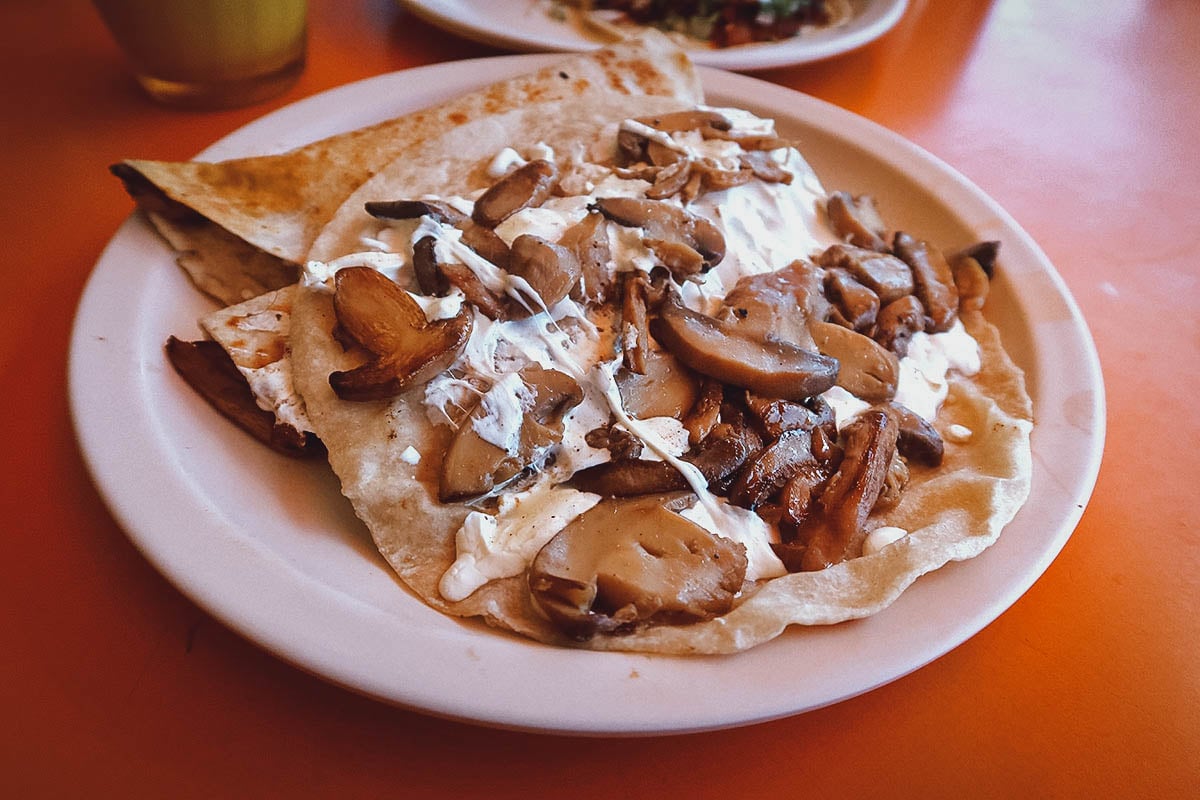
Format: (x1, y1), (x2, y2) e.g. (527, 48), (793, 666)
(141, 37), (1032, 655)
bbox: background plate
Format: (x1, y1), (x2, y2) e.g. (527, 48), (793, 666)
(69, 56), (1103, 736)
(398, 0), (908, 70)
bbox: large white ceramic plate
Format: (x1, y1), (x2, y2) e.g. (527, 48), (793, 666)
(398, 0), (908, 70)
(69, 56), (1103, 736)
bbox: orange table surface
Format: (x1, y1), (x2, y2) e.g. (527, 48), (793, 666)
(3, 0), (1197, 796)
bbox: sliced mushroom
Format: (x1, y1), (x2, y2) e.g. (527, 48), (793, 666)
(884, 401), (944, 466)
(744, 392), (836, 441)
(798, 409), (899, 571)
(874, 449), (910, 512)
(329, 267), (472, 402)
(728, 428), (817, 510)
(892, 232), (959, 333)
(720, 260), (827, 350)
(570, 420), (758, 497)
(590, 197), (725, 271)
(738, 150), (793, 184)
(558, 211), (613, 304)
(365, 198), (466, 225)
(471, 159), (559, 228)
(651, 292), (839, 401)
(411, 235), (450, 296)
(619, 272), (651, 373)
(823, 268), (880, 332)
(584, 424), (643, 462)
(874, 294), (925, 358)
(682, 377), (723, 445)
(825, 192), (888, 252)
(808, 320), (898, 402)
(165, 337), (322, 458)
(636, 109), (733, 135)
(506, 234), (581, 314)
(952, 254), (990, 313)
(439, 366), (582, 502)
(816, 244), (914, 305)
(953, 240), (1000, 278)
(459, 222), (512, 270)
(615, 349), (701, 420)
(777, 461), (834, 531)
(438, 261), (508, 320)
(528, 494), (748, 640)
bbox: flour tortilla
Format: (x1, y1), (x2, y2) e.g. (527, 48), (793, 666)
(288, 93), (1034, 653)
(112, 32), (702, 306)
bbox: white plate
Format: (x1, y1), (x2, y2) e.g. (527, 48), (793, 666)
(398, 0), (908, 70)
(69, 56), (1103, 736)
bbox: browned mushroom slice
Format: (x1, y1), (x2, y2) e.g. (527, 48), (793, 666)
(874, 449), (910, 512)
(471, 159), (559, 228)
(883, 401), (944, 466)
(808, 320), (898, 403)
(616, 349), (701, 420)
(825, 192), (889, 252)
(651, 292), (839, 401)
(411, 235), (451, 296)
(720, 260), (828, 349)
(682, 377), (723, 445)
(590, 197), (725, 271)
(816, 243), (914, 305)
(823, 268), (880, 332)
(459, 221), (512, 270)
(644, 158), (694, 200)
(328, 267), (473, 402)
(439, 365), (583, 502)
(506, 234), (581, 315)
(569, 420), (758, 497)
(728, 428), (817, 510)
(952, 254), (990, 313)
(953, 240), (1000, 278)
(528, 494), (748, 640)
(585, 424), (644, 462)
(619, 272), (651, 373)
(690, 160), (754, 192)
(559, 211), (612, 304)
(799, 409), (900, 571)
(638, 109), (733, 135)
(438, 261), (508, 320)
(743, 392), (836, 440)
(777, 461), (833, 530)
(892, 232), (959, 333)
(165, 337), (322, 458)
(874, 294), (925, 358)
(364, 198), (467, 226)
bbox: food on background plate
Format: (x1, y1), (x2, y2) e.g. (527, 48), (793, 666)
(118, 35), (1032, 655)
(554, 0), (853, 48)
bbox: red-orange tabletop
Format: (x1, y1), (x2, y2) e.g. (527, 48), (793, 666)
(3, 0), (1196, 796)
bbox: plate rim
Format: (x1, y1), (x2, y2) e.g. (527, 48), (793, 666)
(397, 0), (910, 70)
(68, 55), (1104, 735)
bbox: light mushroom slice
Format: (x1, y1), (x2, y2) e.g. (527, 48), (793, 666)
(506, 233), (581, 315)
(590, 196), (725, 273)
(720, 260), (828, 350)
(651, 292), (839, 401)
(808, 319), (898, 403)
(615, 349), (701, 420)
(559, 211), (613, 303)
(825, 192), (889, 252)
(364, 198), (466, 225)
(328, 267), (472, 402)
(471, 158), (559, 228)
(528, 494), (748, 640)
(439, 366), (583, 503)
